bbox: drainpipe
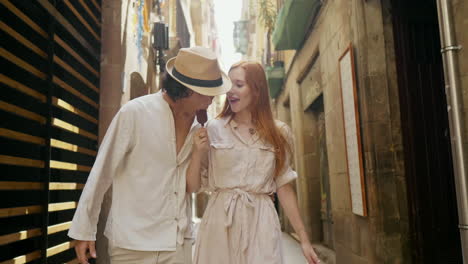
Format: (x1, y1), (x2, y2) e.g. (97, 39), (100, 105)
(436, 0), (468, 262)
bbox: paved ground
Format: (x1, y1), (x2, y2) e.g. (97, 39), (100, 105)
(283, 233), (336, 264)
(282, 232), (308, 264)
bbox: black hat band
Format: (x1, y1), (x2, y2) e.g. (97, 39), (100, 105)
(173, 67), (223, 88)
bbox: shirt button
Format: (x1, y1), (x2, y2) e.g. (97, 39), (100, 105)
(174, 191), (178, 195)
(174, 217), (178, 221)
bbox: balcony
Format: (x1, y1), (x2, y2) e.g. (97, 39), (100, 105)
(272, 0), (322, 50)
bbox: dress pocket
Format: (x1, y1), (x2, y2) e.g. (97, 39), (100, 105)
(253, 145), (276, 178)
(210, 142), (241, 173)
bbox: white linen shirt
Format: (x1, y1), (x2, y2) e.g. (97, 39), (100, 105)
(68, 92), (198, 251)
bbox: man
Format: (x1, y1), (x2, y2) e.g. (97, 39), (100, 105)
(68, 47), (229, 264)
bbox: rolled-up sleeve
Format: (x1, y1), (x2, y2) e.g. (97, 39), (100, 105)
(275, 123), (298, 189)
(68, 105), (135, 241)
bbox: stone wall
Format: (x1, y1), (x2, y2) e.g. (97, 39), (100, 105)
(97, 0), (156, 262)
(273, 0), (411, 262)
(449, 0), (468, 259)
(97, 1), (124, 262)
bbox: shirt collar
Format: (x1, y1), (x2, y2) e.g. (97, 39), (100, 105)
(158, 91), (199, 129)
(223, 115), (261, 144)
(228, 117), (238, 129)
(156, 91), (172, 114)
(223, 115), (237, 128)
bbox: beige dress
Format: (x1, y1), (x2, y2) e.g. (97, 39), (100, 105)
(193, 117), (297, 264)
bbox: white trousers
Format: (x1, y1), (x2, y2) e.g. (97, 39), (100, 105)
(109, 239), (193, 264)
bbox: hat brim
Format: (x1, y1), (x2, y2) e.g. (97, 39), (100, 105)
(165, 57), (230, 96)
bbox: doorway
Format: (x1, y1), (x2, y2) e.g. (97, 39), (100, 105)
(391, 0), (462, 262)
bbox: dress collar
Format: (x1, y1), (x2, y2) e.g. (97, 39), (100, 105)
(223, 115), (260, 145)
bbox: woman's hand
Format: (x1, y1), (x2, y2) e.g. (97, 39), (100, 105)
(186, 128), (209, 193)
(301, 242), (320, 264)
(193, 128), (210, 156)
(277, 184), (321, 263)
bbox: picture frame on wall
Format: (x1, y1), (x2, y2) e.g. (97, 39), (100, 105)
(338, 43), (368, 217)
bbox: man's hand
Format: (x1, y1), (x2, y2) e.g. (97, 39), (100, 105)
(74, 240), (96, 264)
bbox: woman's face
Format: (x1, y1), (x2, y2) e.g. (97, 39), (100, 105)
(227, 67), (253, 114)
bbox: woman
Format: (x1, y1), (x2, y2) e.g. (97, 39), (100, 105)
(187, 61), (320, 264)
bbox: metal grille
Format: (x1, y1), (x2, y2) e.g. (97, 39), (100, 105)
(0, 0), (101, 263)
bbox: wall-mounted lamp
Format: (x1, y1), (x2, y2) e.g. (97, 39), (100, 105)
(152, 22), (169, 72)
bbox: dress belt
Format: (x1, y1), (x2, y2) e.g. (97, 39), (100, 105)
(212, 188), (271, 254)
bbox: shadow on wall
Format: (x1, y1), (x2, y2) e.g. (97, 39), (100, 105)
(130, 71), (149, 99)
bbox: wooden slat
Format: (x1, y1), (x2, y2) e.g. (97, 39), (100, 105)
(54, 35), (99, 77)
(53, 76), (99, 108)
(47, 241), (76, 257)
(51, 138), (97, 156)
(53, 55), (99, 93)
(0, 101), (46, 124)
(0, 155), (45, 168)
(63, 0), (100, 41)
(0, 74), (47, 102)
(0, 48), (47, 79)
(48, 221), (72, 235)
(52, 118), (97, 140)
(89, 0), (101, 12)
(0, 128), (45, 145)
(0, 250), (41, 264)
(37, 0), (99, 59)
(0, 21), (47, 58)
(0, 205), (42, 218)
(0, 228), (41, 246)
(0, 0), (48, 38)
(53, 97), (98, 124)
(49, 182), (85, 190)
(0, 221), (72, 246)
(48, 202), (77, 212)
(78, 0), (100, 26)
(0, 181), (43, 190)
(50, 160), (92, 172)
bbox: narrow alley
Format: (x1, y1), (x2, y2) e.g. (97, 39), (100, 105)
(1, 0), (467, 263)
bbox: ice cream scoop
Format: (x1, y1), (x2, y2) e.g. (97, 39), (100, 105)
(196, 109), (208, 127)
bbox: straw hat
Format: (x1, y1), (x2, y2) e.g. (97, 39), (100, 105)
(166, 47), (230, 96)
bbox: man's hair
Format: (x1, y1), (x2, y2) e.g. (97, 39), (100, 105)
(162, 72), (193, 101)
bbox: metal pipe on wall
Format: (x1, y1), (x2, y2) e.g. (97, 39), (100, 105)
(436, 0), (468, 262)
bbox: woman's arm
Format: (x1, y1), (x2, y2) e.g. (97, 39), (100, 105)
(186, 128), (209, 193)
(186, 152), (203, 193)
(278, 183), (320, 264)
(277, 183), (309, 243)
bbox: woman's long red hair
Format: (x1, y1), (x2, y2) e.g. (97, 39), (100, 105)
(218, 61), (291, 178)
